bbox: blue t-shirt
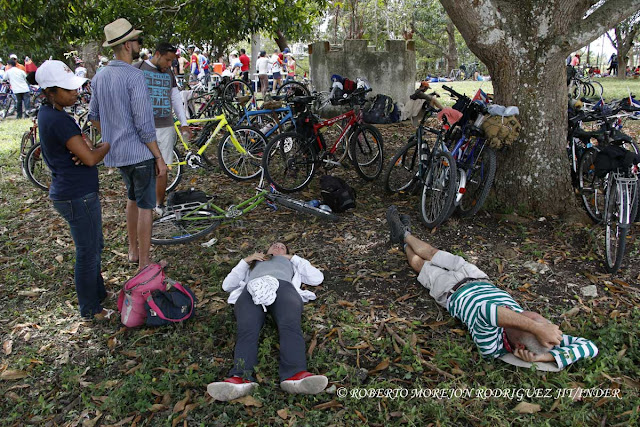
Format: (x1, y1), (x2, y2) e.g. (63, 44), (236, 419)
(38, 104), (99, 200)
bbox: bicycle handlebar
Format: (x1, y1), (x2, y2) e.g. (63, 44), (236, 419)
(442, 85), (467, 100)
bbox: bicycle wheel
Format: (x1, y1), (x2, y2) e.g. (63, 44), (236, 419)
(591, 80), (603, 97)
(166, 148), (182, 193)
(578, 148), (605, 223)
(420, 150), (457, 228)
(383, 136), (419, 193)
(603, 176), (627, 273)
(457, 143), (497, 217)
(276, 81), (311, 101)
(268, 193), (339, 221)
(218, 126), (267, 180)
(24, 143), (51, 191)
(263, 132), (316, 193)
(349, 124), (384, 181)
(222, 79), (253, 119)
(151, 209), (221, 245)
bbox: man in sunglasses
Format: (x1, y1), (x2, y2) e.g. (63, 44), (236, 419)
(89, 18), (167, 270)
(386, 205), (599, 372)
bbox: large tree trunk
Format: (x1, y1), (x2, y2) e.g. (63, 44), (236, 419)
(439, 0), (640, 215)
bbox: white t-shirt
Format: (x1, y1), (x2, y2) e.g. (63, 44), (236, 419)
(75, 66), (87, 78)
(270, 54), (281, 73)
(4, 67), (29, 93)
(256, 57), (270, 75)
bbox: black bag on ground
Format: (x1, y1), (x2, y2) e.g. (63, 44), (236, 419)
(594, 145), (640, 177)
(363, 94), (395, 124)
(167, 189), (209, 207)
(145, 281), (197, 327)
(320, 175), (356, 212)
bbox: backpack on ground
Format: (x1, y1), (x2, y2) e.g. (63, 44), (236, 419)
(145, 281), (196, 327)
(117, 263), (196, 327)
(363, 94), (395, 124)
(320, 175), (356, 212)
(167, 189), (209, 209)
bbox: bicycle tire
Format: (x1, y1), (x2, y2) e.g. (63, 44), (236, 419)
(603, 175), (627, 273)
(2, 96), (14, 120)
(457, 143), (497, 217)
(268, 193), (339, 221)
(349, 124), (384, 181)
(24, 143), (50, 191)
(166, 148), (182, 193)
(151, 209), (221, 245)
(591, 80), (603, 97)
(578, 148), (605, 223)
(263, 132), (316, 193)
(222, 79), (253, 119)
(383, 136), (419, 194)
(218, 126), (267, 181)
(276, 81), (311, 101)
(420, 150), (457, 228)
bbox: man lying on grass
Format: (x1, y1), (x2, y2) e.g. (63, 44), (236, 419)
(386, 205), (598, 371)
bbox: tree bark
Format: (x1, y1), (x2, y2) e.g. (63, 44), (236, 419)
(274, 30), (289, 52)
(439, 0), (640, 215)
(445, 19), (458, 73)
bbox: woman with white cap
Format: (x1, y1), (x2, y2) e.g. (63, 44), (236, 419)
(27, 60), (113, 321)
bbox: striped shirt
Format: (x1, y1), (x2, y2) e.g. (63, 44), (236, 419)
(88, 60), (157, 167)
(448, 282), (599, 368)
(447, 282), (523, 358)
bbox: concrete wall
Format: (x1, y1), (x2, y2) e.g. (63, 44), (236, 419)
(309, 39), (416, 106)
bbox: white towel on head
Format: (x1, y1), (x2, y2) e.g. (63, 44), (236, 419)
(247, 275), (280, 311)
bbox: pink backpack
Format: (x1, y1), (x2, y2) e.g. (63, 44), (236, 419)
(117, 264), (167, 327)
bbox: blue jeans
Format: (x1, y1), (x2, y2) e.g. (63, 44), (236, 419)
(118, 159), (156, 209)
(52, 192), (106, 317)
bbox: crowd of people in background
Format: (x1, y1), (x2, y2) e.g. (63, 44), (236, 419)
(567, 51), (640, 78)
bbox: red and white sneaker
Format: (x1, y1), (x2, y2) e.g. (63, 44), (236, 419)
(207, 376), (258, 401)
(280, 371), (328, 395)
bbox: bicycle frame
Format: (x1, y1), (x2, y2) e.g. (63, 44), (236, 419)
(311, 109), (358, 156)
(171, 114), (246, 167)
(236, 106), (295, 138)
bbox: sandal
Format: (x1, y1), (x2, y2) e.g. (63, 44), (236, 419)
(92, 308), (116, 322)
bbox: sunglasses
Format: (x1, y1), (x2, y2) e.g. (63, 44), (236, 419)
(130, 37), (144, 45)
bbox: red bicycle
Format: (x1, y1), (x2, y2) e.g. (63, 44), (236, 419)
(262, 88), (384, 193)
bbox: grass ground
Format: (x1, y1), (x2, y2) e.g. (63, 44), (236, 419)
(426, 77), (640, 104)
(0, 100), (639, 426)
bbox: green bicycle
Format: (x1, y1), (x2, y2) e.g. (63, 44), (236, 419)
(151, 174), (338, 245)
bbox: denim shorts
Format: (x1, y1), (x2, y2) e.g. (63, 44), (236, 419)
(119, 158), (156, 209)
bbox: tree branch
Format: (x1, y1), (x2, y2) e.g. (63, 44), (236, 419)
(566, 0), (640, 51)
(411, 22), (445, 52)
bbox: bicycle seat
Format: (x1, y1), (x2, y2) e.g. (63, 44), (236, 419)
(235, 95), (252, 104)
(574, 127), (605, 140)
(270, 95), (288, 101)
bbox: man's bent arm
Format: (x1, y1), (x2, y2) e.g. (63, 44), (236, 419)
(496, 306), (562, 348)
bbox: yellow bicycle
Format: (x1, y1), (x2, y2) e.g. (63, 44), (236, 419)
(167, 113), (268, 191)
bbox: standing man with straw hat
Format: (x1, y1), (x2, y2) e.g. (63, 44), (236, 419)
(89, 18), (167, 269)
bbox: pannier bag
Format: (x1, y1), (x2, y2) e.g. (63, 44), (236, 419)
(145, 281), (196, 326)
(481, 115), (522, 149)
(594, 145), (640, 177)
(320, 175), (356, 212)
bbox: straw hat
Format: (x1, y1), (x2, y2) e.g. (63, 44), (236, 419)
(102, 18), (142, 47)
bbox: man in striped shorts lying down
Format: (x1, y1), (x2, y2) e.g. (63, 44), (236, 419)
(386, 205), (598, 371)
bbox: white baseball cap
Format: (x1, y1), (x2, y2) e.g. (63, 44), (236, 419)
(10, 54), (18, 60)
(35, 60), (87, 90)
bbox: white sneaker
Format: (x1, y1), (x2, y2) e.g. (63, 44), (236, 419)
(153, 204), (166, 216)
(207, 377), (258, 401)
(280, 371), (328, 395)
